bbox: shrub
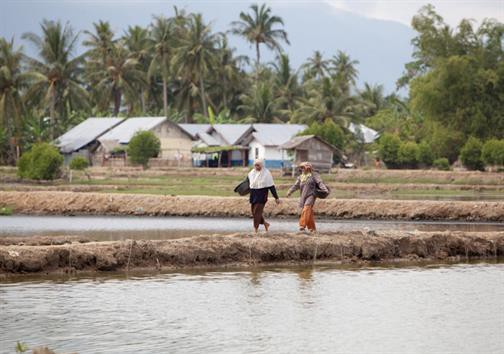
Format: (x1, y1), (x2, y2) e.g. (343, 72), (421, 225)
(482, 139), (504, 166)
(417, 141), (434, 166)
(17, 143), (63, 180)
(429, 126), (465, 163)
(127, 130), (161, 168)
(433, 157), (450, 171)
(378, 133), (401, 168)
(460, 137), (485, 171)
(398, 141), (419, 168)
(69, 156), (89, 170)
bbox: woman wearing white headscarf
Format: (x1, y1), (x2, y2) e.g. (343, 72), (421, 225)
(248, 159), (280, 232)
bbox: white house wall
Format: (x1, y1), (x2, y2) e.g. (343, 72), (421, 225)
(248, 139), (289, 168)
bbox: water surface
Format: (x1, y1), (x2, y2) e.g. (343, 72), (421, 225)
(1, 262), (503, 353)
(1, 215), (503, 241)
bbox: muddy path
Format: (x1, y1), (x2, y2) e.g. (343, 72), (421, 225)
(1, 231), (503, 275)
(1, 191), (504, 221)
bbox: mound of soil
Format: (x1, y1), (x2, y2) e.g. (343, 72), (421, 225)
(1, 231), (503, 275)
(1, 191), (503, 221)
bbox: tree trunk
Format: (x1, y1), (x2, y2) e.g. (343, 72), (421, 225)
(140, 89), (146, 114)
(255, 41), (261, 81)
(199, 77), (208, 117)
(49, 84), (57, 140)
(113, 87), (122, 116)
(162, 76), (168, 117)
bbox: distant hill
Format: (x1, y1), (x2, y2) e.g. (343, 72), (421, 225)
(0, 1), (415, 93)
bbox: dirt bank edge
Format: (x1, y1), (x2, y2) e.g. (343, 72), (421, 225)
(1, 231), (503, 275)
(1, 191), (504, 221)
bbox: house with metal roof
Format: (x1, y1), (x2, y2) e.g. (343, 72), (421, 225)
(348, 123), (380, 143)
(55, 117), (125, 164)
(240, 124), (307, 168)
(95, 117), (194, 167)
(281, 135), (343, 172)
(178, 123), (307, 168)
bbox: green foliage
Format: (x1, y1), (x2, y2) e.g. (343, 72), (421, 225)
(398, 141), (419, 168)
(460, 137), (485, 171)
(482, 139), (504, 166)
(299, 119), (345, 150)
(17, 142), (63, 180)
(378, 133), (401, 169)
(0, 205), (13, 216)
(127, 130), (160, 168)
(69, 156), (89, 170)
(15, 341), (29, 353)
(428, 125), (465, 163)
(433, 158), (450, 171)
(417, 141), (434, 166)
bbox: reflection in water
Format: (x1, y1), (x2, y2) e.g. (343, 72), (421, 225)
(1, 215), (503, 241)
(1, 262), (503, 354)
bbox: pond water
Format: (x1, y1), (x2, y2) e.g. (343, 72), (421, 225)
(0, 215), (503, 241)
(1, 262), (503, 353)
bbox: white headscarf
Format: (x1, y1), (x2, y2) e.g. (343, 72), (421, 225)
(248, 159), (274, 189)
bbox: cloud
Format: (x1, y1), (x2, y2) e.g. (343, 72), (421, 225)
(325, 0), (504, 27)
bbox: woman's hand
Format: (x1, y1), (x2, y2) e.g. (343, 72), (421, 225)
(275, 198), (281, 205)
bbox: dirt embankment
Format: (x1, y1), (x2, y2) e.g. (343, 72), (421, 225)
(1, 231), (503, 275)
(1, 191), (504, 221)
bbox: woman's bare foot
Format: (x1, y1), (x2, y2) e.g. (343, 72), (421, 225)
(299, 227), (306, 232)
(264, 222), (270, 231)
(254, 227), (258, 233)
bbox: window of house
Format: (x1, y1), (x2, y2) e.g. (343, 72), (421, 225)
(255, 147), (259, 159)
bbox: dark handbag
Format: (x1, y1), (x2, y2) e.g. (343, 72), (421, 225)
(315, 181), (330, 199)
(234, 176), (250, 196)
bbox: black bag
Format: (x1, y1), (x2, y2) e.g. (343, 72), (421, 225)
(234, 176), (250, 196)
(315, 181), (331, 199)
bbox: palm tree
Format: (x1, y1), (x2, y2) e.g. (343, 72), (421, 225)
(271, 53), (301, 114)
(293, 77), (357, 126)
(359, 82), (385, 117)
(22, 20), (89, 139)
(231, 3), (289, 70)
(86, 43), (146, 116)
(172, 13), (218, 118)
(83, 21), (115, 65)
(123, 25), (150, 113)
(331, 50), (359, 95)
(302, 51), (329, 81)
(0, 38), (27, 161)
(238, 81), (282, 123)
(148, 16), (175, 117)
(213, 35), (248, 112)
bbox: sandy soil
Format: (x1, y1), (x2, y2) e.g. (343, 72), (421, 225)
(1, 231), (502, 275)
(1, 191), (503, 221)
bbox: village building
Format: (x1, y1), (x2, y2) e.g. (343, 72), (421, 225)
(281, 135), (342, 173)
(55, 117), (125, 165)
(240, 124), (307, 168)
(96, 117), (193, 167)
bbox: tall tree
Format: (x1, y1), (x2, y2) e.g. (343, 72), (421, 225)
(330, 50), (359, 96)
(271, 53), (300, 114)
(231, 3), (289, 71)
(238, 81), (282, 123)
(172, 13), (218, 118)
(148, 16), (175, 117)
(123, 25), (151, 114)
(302, 51), (329, 81)
(359, 82), (385, 117)
(0, 38), (27, 161)
(22, 20), (89, 139)
(86, 43), (146, 116)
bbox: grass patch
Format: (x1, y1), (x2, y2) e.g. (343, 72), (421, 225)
(0, 205), (13, 216)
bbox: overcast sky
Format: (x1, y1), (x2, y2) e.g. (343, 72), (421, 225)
(326, 0), (503, 27)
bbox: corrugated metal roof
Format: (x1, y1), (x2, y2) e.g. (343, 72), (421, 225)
(179, 124), (211, 139)
(99, 117), (166, 144)
(197, 132), (220, 146)
(251, 124), (307, 146)
(280, 135), (314, 149)
(209, 124), (253, 145)
(348, 123), (380, 143)
(55, 117), (125, 153)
